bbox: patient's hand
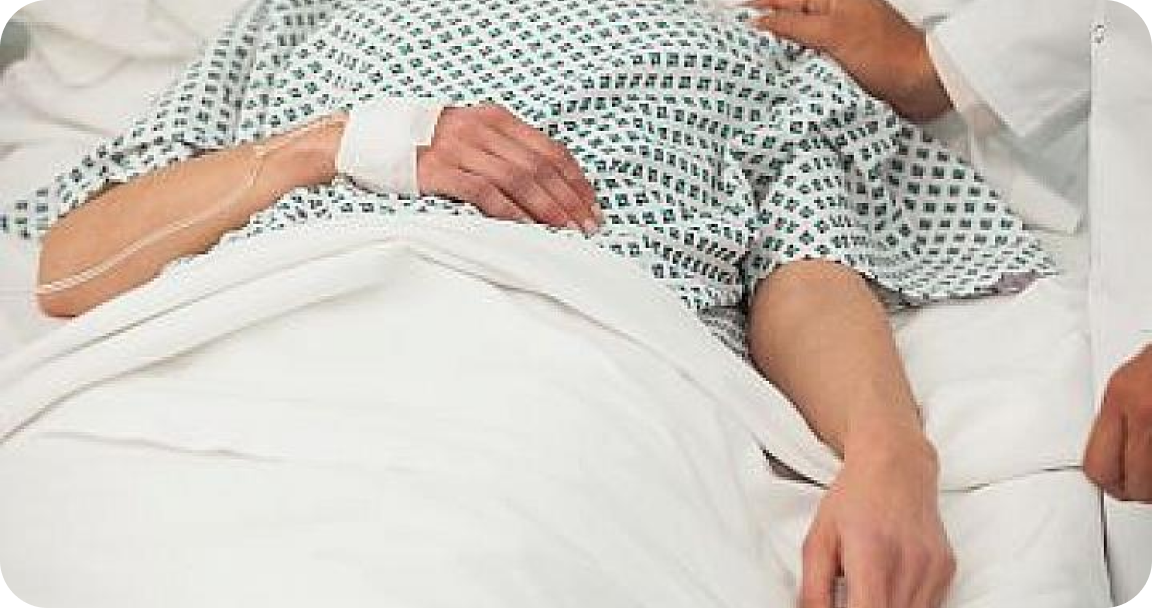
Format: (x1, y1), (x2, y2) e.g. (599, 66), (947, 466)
(746, 0), (952, 122)
(1084, 344), (1152, 502)
(417, 104), (602, 233)
(804, 430), (955, 608)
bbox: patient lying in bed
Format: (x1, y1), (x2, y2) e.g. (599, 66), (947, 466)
(2, 0), (1054, 606)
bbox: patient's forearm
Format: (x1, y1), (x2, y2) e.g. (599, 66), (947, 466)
(748, 260), (934, 463)
(37, 117), (346, 317)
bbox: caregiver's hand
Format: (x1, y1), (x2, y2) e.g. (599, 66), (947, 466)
(803, 434), (955, 608)
(1084, 344), (1152, 502)
(746, 0), (952, 122)
(417, 104), (601, 233)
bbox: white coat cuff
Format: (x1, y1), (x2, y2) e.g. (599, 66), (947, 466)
(336, 98), (445, 196)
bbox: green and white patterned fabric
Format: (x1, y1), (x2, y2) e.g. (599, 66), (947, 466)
(2, 0), (1053, 352)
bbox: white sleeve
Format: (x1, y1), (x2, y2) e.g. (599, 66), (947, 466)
(927, 0), (1095, 141)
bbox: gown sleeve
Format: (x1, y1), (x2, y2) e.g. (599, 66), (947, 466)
(737, 48), (1054, 307)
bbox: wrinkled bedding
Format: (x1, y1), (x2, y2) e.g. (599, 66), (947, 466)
(0, 217), (1111, 607)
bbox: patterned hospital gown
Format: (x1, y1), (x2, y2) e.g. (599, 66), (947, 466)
(2, 0), (1054, 352)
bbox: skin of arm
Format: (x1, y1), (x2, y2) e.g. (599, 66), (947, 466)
(37, 119), (347, 317)
(749, 260), (955, 608)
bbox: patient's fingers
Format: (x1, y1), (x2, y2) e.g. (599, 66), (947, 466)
(452, 144), (580, 230)
(800, 526), (839, 608)
(423, 104), (600, 231)
(912, 544), (956, 608)
(892, 548), (926, 608)
(483, 106), (600, 214)
(1084, 402), (1127, 499)
(843, 541), (892, 608)
(478, 125), (598, 231)
(417, 158), (530, 223)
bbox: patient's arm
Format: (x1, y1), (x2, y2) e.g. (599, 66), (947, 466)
(748, 260), (955, 608)
(38, 104), (598, 318)
(37, 118), (347, 318)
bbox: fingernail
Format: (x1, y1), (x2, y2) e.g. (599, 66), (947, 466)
(566, 221), (581, 232)
(581, 219), (599, 235)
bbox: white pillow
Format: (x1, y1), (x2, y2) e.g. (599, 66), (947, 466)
(14, 0), (251, 84)
(0, 0), (250, 203)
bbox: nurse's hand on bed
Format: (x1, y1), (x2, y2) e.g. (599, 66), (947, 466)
(416, 104), (602, 234)
(745, 0), (953, 123)
(1084, 344), (1152, 503)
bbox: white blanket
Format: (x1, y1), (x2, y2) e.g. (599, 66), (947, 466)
(0, 218), (1111, 607)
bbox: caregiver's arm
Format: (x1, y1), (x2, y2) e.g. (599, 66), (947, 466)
(749, 260), (955, 608)
(39, 105), (598, 317)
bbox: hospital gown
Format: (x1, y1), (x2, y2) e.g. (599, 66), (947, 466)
(1, 0), (1054, 352)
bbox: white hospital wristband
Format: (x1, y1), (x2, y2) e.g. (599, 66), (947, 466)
(336, 98), (446, 196)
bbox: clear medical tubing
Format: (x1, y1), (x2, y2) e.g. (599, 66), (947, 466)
(35, 115), (347, 297)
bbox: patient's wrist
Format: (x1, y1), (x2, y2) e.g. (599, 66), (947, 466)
(267, 113), (348, 187)
(843, 417), (939, 474)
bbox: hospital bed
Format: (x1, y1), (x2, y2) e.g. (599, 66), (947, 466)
(0, 2), (1147, 603)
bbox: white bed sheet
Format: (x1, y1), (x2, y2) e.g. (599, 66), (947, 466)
(0, 216), (1115, 603)
(0, 217), (1112, 607)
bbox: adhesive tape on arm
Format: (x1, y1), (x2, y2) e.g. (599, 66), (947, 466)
(336, 98), (445, 196)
